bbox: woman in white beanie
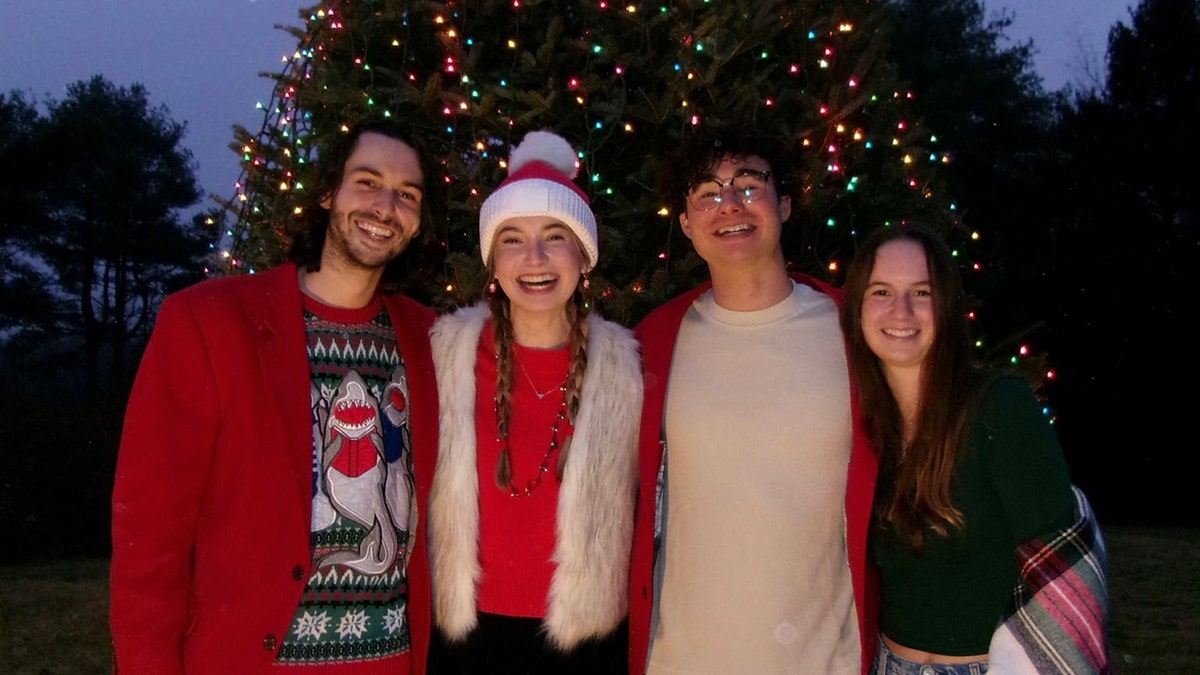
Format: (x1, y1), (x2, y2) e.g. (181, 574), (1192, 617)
(427, 130), (642, 674)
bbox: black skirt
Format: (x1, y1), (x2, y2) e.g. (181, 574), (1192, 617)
(428, 612), (628, 675)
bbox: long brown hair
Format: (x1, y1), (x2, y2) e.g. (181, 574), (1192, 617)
(486, 243), (592, 484)
(840, 224), (994, 550)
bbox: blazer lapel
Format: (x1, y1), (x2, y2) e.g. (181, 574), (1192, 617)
(252, 264), (316, 518)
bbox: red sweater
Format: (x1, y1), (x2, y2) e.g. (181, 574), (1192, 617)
(473, 333), (575, 617)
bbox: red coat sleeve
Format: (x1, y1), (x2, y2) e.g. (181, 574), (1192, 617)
(110, 293), (221, 675)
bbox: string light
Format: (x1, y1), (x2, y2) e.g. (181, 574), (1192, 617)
(219, 1), (1027, 394)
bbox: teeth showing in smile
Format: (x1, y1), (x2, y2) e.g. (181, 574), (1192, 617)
(356, 220), (395, 239)
(519, 274), (556, 288)
(883, 328), (917, 338)
(716, 224), (752, 235)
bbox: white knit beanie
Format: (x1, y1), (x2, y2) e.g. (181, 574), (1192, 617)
(479, 130), (599, 272)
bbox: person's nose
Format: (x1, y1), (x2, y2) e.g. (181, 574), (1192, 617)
(372, 189), (402, 219)
(527, 238), (549, 263)
(716, 184), (746, 212)
(894, 294), (915, 317)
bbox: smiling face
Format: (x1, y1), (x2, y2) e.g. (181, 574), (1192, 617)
(320, 131), (425, 278)
(489, 215), (587, 331)
(678, 155), (791, 274)
(861, 239), (936, 378)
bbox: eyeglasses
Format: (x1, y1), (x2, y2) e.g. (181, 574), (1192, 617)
(686, 169), (772, 211)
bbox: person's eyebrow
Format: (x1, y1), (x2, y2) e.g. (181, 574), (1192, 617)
(346, 165), (425, 192)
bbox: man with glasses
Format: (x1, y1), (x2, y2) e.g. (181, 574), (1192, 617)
(628, 126), (879, 675)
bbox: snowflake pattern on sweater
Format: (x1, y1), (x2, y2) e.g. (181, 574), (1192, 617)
(276, 297), (416, 665)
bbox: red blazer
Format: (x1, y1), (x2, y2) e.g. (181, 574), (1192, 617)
(109, 263), (438, 674)
(628, 274), (880, 675)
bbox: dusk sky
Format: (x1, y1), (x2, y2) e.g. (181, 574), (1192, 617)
(1, 0), (1133, 219)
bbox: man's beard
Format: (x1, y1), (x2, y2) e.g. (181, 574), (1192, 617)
(327, 208), (409, 271)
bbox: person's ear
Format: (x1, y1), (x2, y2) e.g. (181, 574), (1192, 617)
(319, 186), (338, 210)
(778, 194), (792, 223)
(679, 212), (693, 240)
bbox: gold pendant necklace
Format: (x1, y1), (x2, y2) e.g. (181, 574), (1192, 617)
(517, 355), (568, 400)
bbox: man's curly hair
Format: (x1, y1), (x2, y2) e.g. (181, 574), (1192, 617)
(656, 124), (798, 219)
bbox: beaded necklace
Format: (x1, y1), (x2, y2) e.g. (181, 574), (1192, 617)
(495, 347), (571, 497)
(495, 386), (569, 497)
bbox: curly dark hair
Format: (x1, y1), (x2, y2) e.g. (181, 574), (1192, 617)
(656, 124), (798, 220)
(286, 119), (445, 293)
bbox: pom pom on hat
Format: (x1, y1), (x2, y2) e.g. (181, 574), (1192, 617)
(479, 131), (599, 271)
(509, 130), (579, 179)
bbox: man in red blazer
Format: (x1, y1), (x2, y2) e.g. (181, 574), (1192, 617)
(110, 120), (442, 674)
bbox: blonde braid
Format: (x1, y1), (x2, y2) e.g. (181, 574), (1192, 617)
(489, 288), (516, 489)
(556, 277), (592, 480)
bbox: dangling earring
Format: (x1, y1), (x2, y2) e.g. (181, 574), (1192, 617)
(487, 279), (497, 295)
(581, 274), (591, 291)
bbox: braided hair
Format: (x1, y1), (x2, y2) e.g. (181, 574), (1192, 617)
(487, 249), (592, 487)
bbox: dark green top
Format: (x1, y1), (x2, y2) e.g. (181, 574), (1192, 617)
(871, 376), (1075, 655)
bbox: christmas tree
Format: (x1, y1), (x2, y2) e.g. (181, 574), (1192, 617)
(215, 0), (963, 325)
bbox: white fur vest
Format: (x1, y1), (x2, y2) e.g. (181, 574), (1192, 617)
(428, 303), (642, 650)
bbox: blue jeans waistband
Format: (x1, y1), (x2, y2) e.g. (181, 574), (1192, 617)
(873, 638), (988, 675)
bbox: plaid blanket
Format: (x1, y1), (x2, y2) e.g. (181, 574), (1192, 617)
(988, 486), (1112, 674)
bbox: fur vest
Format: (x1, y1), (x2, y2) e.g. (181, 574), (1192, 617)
(428, 303), (642, 650)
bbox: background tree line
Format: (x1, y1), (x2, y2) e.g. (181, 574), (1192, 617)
(890, 0), (1199, 529)
(1, 0), (1196, 563)
(0, 76), (208, 560)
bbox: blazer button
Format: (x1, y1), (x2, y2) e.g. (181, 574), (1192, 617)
(263, 634), (278, 651)
(291, 565), (305, 581)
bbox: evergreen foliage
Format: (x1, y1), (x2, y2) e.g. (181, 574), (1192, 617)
(0, 76), (207, 397)
(221, 0), (961, 324)
(1040, 0), (1200, 523)
(886, 0), (1059, 371)
(0, 91), (52, 332)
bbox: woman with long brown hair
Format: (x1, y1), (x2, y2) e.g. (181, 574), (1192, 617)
(840, 224), (1109, 674)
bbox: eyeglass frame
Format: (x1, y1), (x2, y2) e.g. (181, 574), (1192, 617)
(685, 169), (774, 211)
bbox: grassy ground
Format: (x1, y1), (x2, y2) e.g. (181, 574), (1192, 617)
(1106, 527), (1200, 673)
(1, 527), (1196, 674)
(0, 558), (110, 674)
